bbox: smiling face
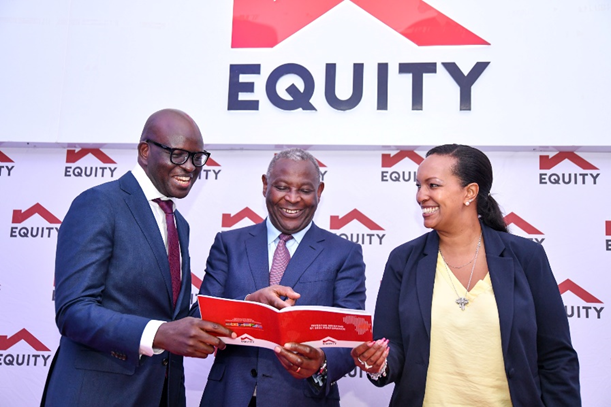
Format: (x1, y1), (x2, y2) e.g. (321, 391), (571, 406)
(138, 110), (204, 199)
(262, 158), (324, 235)
(416, 154), (474, 232)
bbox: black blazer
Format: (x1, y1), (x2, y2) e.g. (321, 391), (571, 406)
(371, 224), (580, 406)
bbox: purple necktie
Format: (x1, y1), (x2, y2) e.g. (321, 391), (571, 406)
(269, 234), (293, 286)
(153, 198), (181, 308)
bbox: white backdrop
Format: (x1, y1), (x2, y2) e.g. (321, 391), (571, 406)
(0, 1), (610, 148)
(0, 147), (610, 406)
(1, 0), (610, 405)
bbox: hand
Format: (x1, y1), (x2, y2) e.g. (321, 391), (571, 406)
(351, 338), (389, 374)
(153, 317), (236, 358)
(274, 343), (325, 379)
(245, 285), (301, 309)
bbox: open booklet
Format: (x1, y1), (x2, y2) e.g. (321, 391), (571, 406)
(197, 295), (373, 350)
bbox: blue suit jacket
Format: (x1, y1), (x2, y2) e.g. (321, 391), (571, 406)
(371, 224), (580, 406)
(196, 222), (366, 407)
(43, 172), (192, 407)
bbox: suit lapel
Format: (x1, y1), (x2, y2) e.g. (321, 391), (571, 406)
(279, 224), (324, 288)
(483, 225), (515, 357)
(416, 231), (438, 338)
(120, 172), (174, 308)
(245, 223), (272, 291)
(175, 211), (191, 317)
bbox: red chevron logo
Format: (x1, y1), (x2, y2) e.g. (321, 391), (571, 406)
(232, 0), (489, 48)
(12, 203), (62, 224)
(503, 212), (543, 235)
(0, 329), (50, 351)
(330, 209), (384, 230)
(558, 279), (603, 304)
(0, 150), (14, 163)
(381, 150), (424, 167)
(222, 208), (264, 228)
(205, 157), (221, 167)
(66, 149), (116, 164)
(539, 152), (598, 170)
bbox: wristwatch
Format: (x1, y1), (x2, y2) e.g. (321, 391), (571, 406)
(309, 358), (328, 388)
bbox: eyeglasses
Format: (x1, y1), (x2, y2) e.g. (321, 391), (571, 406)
(145, 139), (210, 167)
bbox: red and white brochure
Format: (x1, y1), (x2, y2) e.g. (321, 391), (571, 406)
(198, 295), (373, 349)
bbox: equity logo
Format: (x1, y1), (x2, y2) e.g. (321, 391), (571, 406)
(606, 221), (611, 251)
(10, 203), (62, 239)
(232, 0), (489, 48)
(559, 279), (604, 320)
(12, 203), (61, 224)
(239, 335), (256, 344)
(65, 148), (118, 178)
(381, 150), (423, 183)
(539, 152), (598, 170)
(0, 150), (14, 163)
(539, 152), (600, 185)
(222, 208), (264, 228)
(322, 338), (337, 346)
(66, 149), (116, 164)
(0, 150), (15, 177)
(199, 157), (223, 181)
(330, 209), (386, 245)
(0, 329), (52, 368)
(504, 212), (544, 244)
(0, 329), (50, 352)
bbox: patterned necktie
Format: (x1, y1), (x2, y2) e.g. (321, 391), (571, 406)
(153, 198), (181, 308)
(269, 233), (293, 286)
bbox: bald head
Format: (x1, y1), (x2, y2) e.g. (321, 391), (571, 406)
(137, 108), (206, 199)
(140, 109), (201, 144)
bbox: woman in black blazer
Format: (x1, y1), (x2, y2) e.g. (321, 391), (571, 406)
(352, 144), (580, 406)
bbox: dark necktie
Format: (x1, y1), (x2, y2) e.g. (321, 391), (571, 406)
(269, 233), (293, 286)
(153, 198), (181, 308)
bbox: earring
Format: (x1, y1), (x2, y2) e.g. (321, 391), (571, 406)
(465, 199), (473, 206)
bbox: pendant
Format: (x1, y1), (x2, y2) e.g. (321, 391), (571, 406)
(456, 297), (469, 311)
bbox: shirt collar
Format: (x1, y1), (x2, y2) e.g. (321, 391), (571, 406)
(266, 218), (311, 245)
(132, 164), (175, 209)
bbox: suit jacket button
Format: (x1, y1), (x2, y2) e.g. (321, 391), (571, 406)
(250, 369), (257, 377)
(162, 358), (169, 366)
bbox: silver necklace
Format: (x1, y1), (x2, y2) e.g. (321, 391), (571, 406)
(439, 233), (482, 311)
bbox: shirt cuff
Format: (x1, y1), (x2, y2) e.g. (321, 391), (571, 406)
(140, 320), (166, 356)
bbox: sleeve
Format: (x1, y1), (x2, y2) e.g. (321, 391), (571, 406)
(368, 246), (407, 387)
(522, 244), (581, 406)
(54, 189), (151, 365)
(321, 242), (367, 392)
(199, 232), (230, 298)
(189, 232), (234, 319)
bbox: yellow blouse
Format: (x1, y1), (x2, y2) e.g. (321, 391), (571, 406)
(422, 253), (512, 406)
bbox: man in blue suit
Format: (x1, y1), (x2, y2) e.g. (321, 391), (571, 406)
(42, 109), (235, 406)
(196, 148), (367, 406)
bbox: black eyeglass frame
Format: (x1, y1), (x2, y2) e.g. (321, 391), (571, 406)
(145, 139), (210, 167)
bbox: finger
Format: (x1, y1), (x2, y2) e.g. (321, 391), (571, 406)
(283, 342), (321, 359)
(204, 322), (236, 339)
(357, 339), (388, 368)
(272, 285), (301, 299)
(274, 347), (302, 374)
(361, 338), (388, 359)
(351, 341), (371, 358)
